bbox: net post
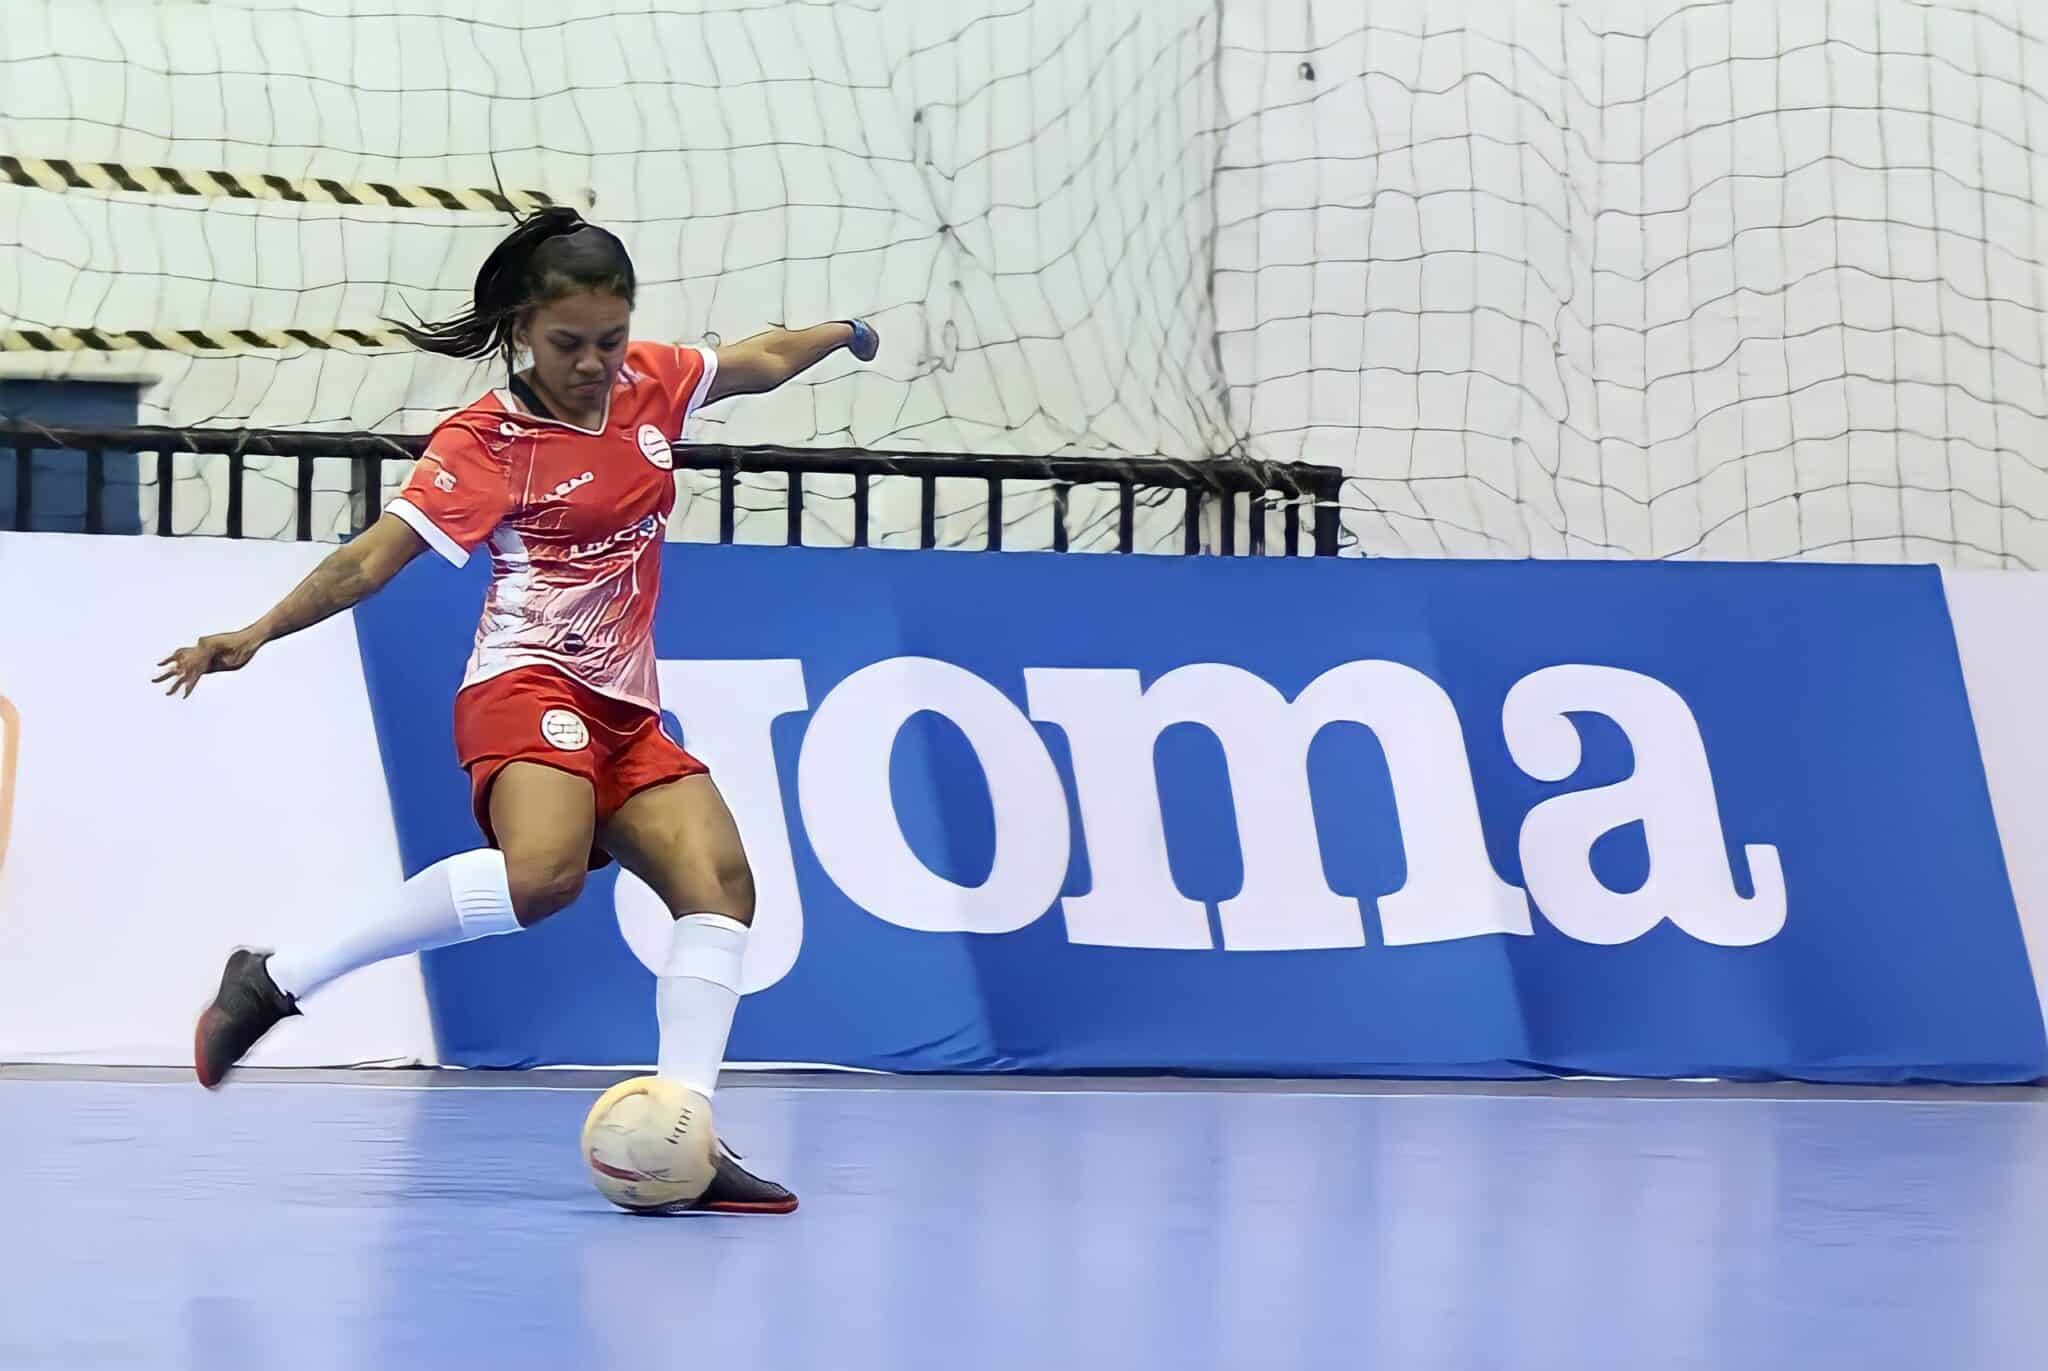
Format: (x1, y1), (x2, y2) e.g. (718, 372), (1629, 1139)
(156, 450), (174, 534)
(1219, 491), (1236, 555)
(296, 455), (314, 541)
(1283, 498), (1301, 556)
(919, 475), (936, 549)
(718, 467), (736, 543)
(1313, 492), (1339, 556)
(1184, 487), (1202, 555)
(14, 444), (30, 532)
(852, 471), (870, 547)
(1248, 492), (1266, 555)
(1117, 482), (1135, 552)
(1052, 483), (1070, 552)
(84, 446), (104, 535)
(350, 456), (378, 534)
(986, 477), (1003, 551)
(226, 451), (245, 538)
(787, 470), (804, 546)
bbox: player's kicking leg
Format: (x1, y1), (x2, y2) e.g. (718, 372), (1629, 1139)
(195, 763), (594, 1086)
(599, 773), (796, 1214)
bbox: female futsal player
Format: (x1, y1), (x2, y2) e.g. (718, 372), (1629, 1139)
(156, 207), (880, 1214)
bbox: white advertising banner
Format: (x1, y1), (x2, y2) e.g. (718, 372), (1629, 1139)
(0, 532), (437, 1066)
(1943, 569), (2048, 1025)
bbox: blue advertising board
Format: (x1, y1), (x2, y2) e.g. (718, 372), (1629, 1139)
(353, 546), (2046, 1082)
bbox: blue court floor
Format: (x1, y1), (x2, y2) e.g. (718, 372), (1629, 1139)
(3, 1070), (2046, 1371)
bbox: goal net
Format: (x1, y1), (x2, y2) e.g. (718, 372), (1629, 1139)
(3, 0), (2046, 563)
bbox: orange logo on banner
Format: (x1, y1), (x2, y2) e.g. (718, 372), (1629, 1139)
(0, 695), (15, 879)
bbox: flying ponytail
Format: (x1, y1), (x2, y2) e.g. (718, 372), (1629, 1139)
(391, 206), (637, 368)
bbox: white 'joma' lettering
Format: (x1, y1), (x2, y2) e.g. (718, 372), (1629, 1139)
(613, 657), (1785, 991)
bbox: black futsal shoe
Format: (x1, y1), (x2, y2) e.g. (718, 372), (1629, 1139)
(693, 1139), (799, 1214)
(193, 949), (301, 1088)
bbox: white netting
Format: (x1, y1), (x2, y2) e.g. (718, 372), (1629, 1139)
(1, 0), (1229, 548)
(5, 0), (2048, 563)
(1218, 0), (2048, 564)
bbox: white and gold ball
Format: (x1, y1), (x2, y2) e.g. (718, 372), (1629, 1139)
(581, 1076), (716, 1212)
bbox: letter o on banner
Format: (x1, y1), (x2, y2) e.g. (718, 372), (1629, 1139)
(798, 657), (1069, 934)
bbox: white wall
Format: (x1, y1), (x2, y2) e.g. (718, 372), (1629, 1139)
(7, 1), (2048, 565)
(0, 532), (435, 1065)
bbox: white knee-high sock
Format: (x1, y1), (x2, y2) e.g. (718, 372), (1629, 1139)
(266, 849), (519, 1003)
(656, 913), (748, 1097)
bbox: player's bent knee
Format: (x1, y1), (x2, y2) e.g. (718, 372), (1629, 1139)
(506, 854), (587, 926)
(706, 844), (756, 925)
(724, 860), (757, 926)
(666, 847), (755, 926)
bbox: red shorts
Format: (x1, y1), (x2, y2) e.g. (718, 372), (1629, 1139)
(454, 666), (709, 869)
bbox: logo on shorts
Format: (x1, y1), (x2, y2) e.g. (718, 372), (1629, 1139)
(0, 696), (18, 886)
(636, 424), (674, 470)
(541, 708), (590, 752)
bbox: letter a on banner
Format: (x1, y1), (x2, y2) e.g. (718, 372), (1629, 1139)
(1504, 664), (1786, 946)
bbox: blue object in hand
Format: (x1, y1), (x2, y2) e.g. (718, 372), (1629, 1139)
(844, 318), (879, 362)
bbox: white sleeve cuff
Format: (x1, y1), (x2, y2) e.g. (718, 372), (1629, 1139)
(387, 496), (471, 567)
(683, 344), (719, 423)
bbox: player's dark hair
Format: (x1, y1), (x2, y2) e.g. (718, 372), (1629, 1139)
(391, 206), (636, 366)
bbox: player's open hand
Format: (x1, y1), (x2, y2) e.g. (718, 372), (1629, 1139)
(154, 629), (262, 698)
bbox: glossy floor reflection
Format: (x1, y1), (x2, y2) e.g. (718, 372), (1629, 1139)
(3, 1076), (2045, 1370)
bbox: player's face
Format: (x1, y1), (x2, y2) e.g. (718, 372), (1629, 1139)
(520, 289), (631, 415)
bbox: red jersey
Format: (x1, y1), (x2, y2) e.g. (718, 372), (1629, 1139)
(387, 340), (717, 713)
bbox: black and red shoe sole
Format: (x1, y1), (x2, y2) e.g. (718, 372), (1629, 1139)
(193, 1005), (235, 1089)
(695, 1195), (799, 1215)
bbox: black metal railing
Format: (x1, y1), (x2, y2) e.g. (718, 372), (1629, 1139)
(0, 422), (1344, 555)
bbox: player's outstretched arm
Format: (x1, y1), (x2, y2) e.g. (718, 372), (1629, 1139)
(704, 319), (879, 404)
(153, 513), (428, 698)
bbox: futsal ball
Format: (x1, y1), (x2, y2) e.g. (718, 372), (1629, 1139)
(581, 1076), (716, 1213)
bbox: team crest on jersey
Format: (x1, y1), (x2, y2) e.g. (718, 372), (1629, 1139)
(541, 709), (590, 752)
(636, 424), (674, 470)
